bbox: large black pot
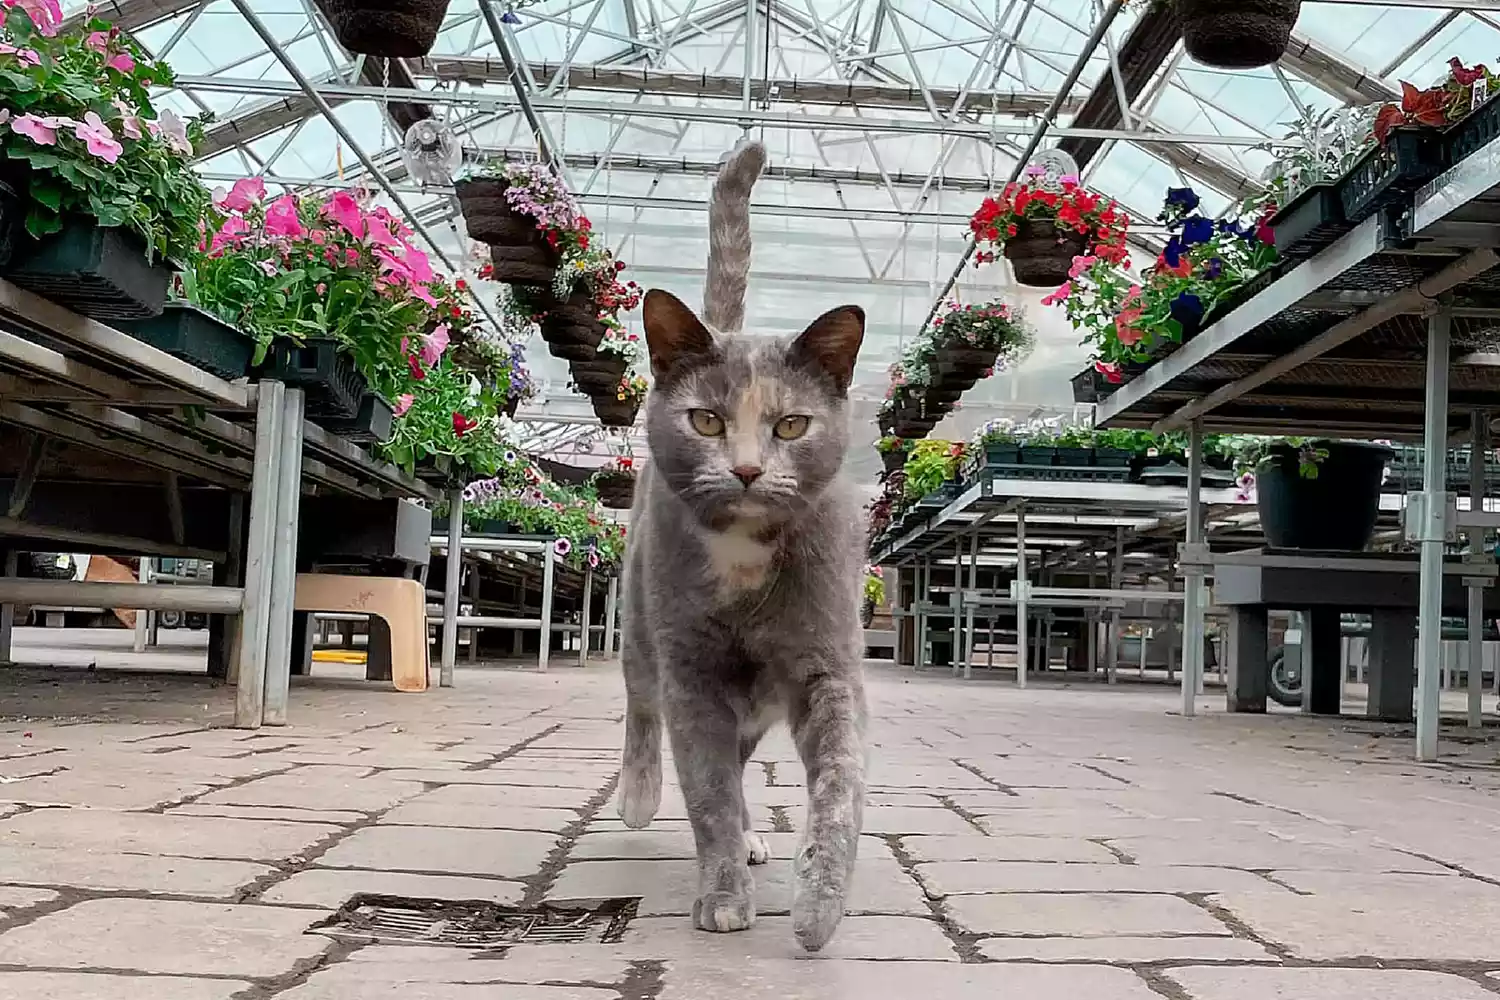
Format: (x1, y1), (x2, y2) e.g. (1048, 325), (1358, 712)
(1256, 440), (1392, 551)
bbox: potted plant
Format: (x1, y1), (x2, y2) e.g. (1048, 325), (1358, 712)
(591, 457), (636, 510)
(970, 170), (1129, 288)
(903, 439), (965, 506)
(1175, 0), (1302, 70)
(1054, 425), (1095, 468)
(1231, 437), (1393, 551)
(321, 0), (451, 58)
(594, 370), (645, 427)
(1052, 187), (1277, 383)
(0, 11), (211, 319)
(861, 566), (884, 628)
(464, 463), (626, 571)
(1018, 422), (1059, 467)
(461, 161), (587, 286)
(928, 298), (1034, 391)
(876, 436), (910, 476)
(1254, 105), (1377, 260)
(973, 419), (1021, 466)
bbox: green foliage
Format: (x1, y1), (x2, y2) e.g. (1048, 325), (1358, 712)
(863, 570), (885, 606)
(903, 439), (965, 500)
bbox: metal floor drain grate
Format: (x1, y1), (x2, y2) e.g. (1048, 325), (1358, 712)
(314, 894), (639, 948)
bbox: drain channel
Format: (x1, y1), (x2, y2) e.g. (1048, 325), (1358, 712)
(314, 894), (639, 948)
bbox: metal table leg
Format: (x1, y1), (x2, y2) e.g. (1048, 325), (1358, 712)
(579, 567), (594, 666)
(1016, 505), (1028, 688)
(538, 542), (555, 672)
(233, 379), (286, 730)
(1182, 417), (1205, 718)
(1468, 410), (1489, 729)
(1416, 305), (1452, 760)
(262, 387), (304, 726)
(440, 489), (463, 688)
(604, 575), (618, 657)
(0, 550), (16, 664)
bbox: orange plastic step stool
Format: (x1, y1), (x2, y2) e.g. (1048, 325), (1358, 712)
(293, 574), (429, 692)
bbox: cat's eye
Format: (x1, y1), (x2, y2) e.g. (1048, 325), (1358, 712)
(689, 409), (725, 436)
(774, 415), (810, 440)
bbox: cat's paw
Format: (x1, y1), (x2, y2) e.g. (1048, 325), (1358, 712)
(792, 841), (852, 953)
(745, 831), (771, 865)
(693, 890), (757, 933)
(616, 766), (660, 829)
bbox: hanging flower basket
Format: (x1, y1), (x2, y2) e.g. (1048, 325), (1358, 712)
(1175, 0), (1301, 71)
(570, 356), (628, 395)
(593, 397), (640, 427)
(593, 470), (636, 509)
(881, 448), (907, 475)
(322, 0), (451, 59)
(1003, 219), (1089, 287)
(456, 178), (535, 245)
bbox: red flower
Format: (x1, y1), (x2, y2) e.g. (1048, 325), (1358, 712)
(454, 278), (468, 291)
(452, 412), (478, 437)
(406, 354), (426, 380)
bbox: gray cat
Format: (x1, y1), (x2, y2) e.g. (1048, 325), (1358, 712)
(616, 139), (869, 953)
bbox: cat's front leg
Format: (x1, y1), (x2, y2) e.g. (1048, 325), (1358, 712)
(789, 667), (868, 953)
(668, 699), (756, 933)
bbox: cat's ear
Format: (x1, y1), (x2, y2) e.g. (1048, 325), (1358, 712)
(786, 305), (865, 396)
(642, 288), (716, 382)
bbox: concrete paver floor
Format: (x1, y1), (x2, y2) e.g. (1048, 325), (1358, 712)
(6, 652), (1500, 998)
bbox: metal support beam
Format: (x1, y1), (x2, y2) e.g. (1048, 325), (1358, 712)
(479, 0), (562, 175)
(1468, 410), (1489, 729)
(233, 380), (285, 730)
(1181, 418), (1205, 718)
(441, 489), (463, 688)
(1016, 504), (1028, 689)
(262, 388), (305, 727)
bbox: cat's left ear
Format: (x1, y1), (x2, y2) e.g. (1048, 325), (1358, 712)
(787, 305), (865, 396)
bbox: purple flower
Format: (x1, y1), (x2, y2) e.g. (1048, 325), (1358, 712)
(553, 537), (572, 558)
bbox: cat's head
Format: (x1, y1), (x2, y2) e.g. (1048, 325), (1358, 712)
(640, 289), (865, 534)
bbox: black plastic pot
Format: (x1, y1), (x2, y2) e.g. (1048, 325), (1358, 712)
(1094, 447), (1133, 469)
(1019, 446), (1056, 466)
(593, 397), (640, 428)
(117, 304), (253, 381)
(1338, 127), (1445, 223)
(984, 442), (1020, 466)
(1444, 92), (1500, 167)
(260, 337), (366, 420)
(1270, 183), (1350, 261)
(319, 391), (395, 444)
(323, 0), (450, 58)
(1003, 219), (1089, 288)
(1055, 446), (1093, 467)
(1255, 441), (1393, 551)
(415, 453), (457, 485)
(1176, 0), (1301, 70)
(8, 220), (170, 321)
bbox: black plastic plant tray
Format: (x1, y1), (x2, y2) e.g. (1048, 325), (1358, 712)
(1338, 128), (1445, 223)
(1444, 92), (1500, 167)
(116, 304), (254, 381)
(990, 464), (1131, 484)
(317, 391), (395, 444)
(1271, 184), (1352, 261)
(7, 220), (170, 321)
(261, 337), (365, 420)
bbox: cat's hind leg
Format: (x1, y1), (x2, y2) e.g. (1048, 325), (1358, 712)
(617, 620), (662, 829)
(789, 670), (868, 953)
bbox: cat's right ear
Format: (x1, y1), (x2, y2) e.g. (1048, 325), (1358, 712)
(642, 289), (716, 382)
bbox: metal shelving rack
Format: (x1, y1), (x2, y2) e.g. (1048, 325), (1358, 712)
(1093, 137), (1500, 760)
(870, 473), (1245, 687)
(0, 278), (435, 729)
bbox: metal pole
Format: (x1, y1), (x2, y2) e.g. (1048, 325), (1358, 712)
(538, 541), (555, 673)
(1417, 305), (1452, 761)
(579, 567), (594, 666)
(479, 0), (562, 174)
(233, 379), (285, 730)
(1108, 525), (1122, 684)
(441, 489), (463, 688)
(963, 531), (979, 680)
(1468, 410), (1488, 729)
(916, 0), (1127, 336)
(951, 537), (964, 677)
(604, 574), (618, 656)
(1016, 504), (1028, 689)
(0, 550), (17, 663)
(741, 0), (755, 115)
(1182, 417), (1205, 718)
(133, 557), (151, 653)
(262, 387), (304, 726)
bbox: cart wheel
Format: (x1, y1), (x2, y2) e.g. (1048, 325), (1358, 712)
(158, 610), (183, 629)
(1268, 646), (1302, 707)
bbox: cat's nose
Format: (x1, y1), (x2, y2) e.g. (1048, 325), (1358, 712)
(731, 465), (763, 487)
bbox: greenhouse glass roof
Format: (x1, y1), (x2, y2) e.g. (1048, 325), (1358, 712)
(74, 0), (1500, 470)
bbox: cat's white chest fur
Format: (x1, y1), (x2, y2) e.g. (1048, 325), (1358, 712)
(705, 525), (774, 594)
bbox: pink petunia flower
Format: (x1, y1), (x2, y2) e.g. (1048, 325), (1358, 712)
(421, 324), (449, 366)
(9, 0), (63, 37)
(264, 194), (304, 238)
(1067, 254), (1097, 279)
(216, 176), (264, 213)
(553, 537), (572, 558)
(0, 44), (40, 66)
(11, 112), (68, 146)
(73, 112), (123, 163)
(209, 215), (250, 255)
(256, 259), (278, 277)
(1040, 282), (1071, 307)
(393, 393), (414, 417)
(409, 282), (438, 307)
(85, 30), (109, 53)
(325, 190), (365, 240)
(112, 98), (142, 139)
(106, 51), (135, 74)
(399, 242), (434, 284)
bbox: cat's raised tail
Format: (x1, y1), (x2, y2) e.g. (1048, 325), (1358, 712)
(702, 139), (767, 334)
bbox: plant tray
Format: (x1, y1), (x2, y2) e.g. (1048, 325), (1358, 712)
(415, 453), (457, 484)
(1019, 446), (1056, 466)
(7, 221), (170, 321)
(983, 443), (1020, 466)
(1270, 183), (1351, 261)
(1094, 448), (1133, 469)
(260, 337), (366, 420)
(433, 516), (525, 536)
(116, 304), (254, 380)
(1070, 368), (1100, 404)
(1337, 128), (1445, 223)
(318, 391), (395, 444)
(989, 463), (1131, 484)
(1445, 92), (1500, 167)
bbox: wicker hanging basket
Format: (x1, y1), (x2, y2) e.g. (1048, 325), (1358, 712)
(322, 0), (451, 58)
(1003, 219), (1089, 288)
(593, 471), (636, 509)
(1175, 0), (1301, 70)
